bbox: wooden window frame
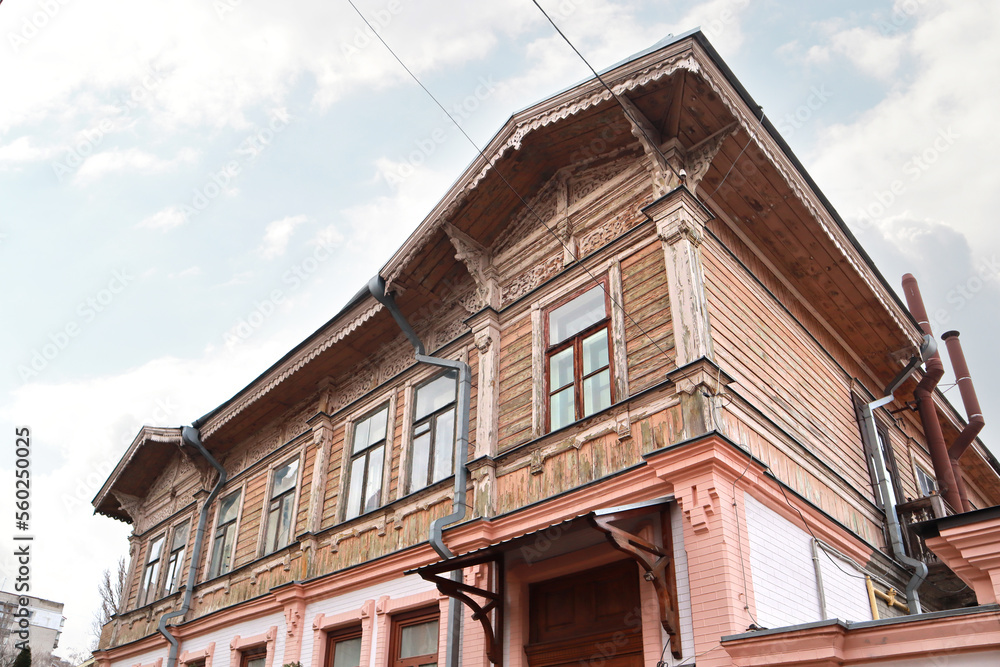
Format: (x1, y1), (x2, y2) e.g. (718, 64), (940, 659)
(388, 607), (440, 667)
(913, 461), (938, 498)
(260, 454), (303, 555)
(852, 394), (904, 508)
(341, 402), (393, 521)
(407, 372), (458, 494)
(325, 625), (363, 667)
(161, 517), (190, 597)
(208, 487), (243, 579)
(139, 532), (166, 607)
(543, 278), (615, 432)
(230, 626), (277, 667)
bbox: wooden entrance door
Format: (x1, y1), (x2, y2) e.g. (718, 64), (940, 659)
(525, 560), (643, 667)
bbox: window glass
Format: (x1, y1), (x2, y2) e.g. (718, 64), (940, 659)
(550, 388), (574, 431)
(141, 535), (165, 605)
(409, 373), (458, 492)
(415, 372), (458, 421)
(545, 285), (612, 431)
(581, 329), (609, 375)
(399, 620), (438, 659)
(548, 285), (606, 345)
(345, 404), (390, 520)
(365, 445), (385, 512)
(272, 459), (299, 497)
(219, 490), (241, 524)
(332, 637), (362, 667)
(163, 520), (189, 595)
(353, 406), (389, 453)
(210, 489), (241, 577)
(549, 348), (574, 390)
(915, 466), (937, 497)
(583, 369), (612, 417)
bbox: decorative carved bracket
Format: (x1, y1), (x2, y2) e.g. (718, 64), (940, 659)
(589, 512), (681, 659)
(416, 553), (504, 665)
(112, 491), (144, 524)
(619, 94), (678, 197)
(443, 222), (499, 311)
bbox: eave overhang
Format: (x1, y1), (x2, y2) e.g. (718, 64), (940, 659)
(92, 426), (183, 522)
(170, 30), (985, 467)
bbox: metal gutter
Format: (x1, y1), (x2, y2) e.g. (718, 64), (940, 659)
(857, 335), (935, 613)
(367, 275), (469, 667)
(158, 426), (227, 667)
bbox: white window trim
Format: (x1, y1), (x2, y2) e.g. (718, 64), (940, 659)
(203, 482), (247, 581)
(256, 448), (306, 557)
(338, 391), (398, 521)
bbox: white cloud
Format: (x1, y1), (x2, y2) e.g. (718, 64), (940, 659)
(258, 215), (308, 259)
(0, 136), (55, 165)
(74, 146), (198, 185)
(137, 205), (189, 231)
(0, 339), (289, 655)
(810, 2), (1000, 253)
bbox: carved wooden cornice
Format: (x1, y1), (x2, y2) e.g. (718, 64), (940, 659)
(200, 301), (382, 439)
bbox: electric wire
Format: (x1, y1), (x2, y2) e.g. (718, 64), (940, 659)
(529, 0), (685, 186)
(343, 0), (678, 370)
(706, 105), (765, 200)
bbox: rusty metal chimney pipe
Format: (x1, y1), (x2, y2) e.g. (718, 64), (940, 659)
(902, 274), (962, 512)
(941, 330), (984, 512)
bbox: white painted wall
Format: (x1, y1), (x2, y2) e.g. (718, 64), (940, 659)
(300, 574), (436, 667)
(744, 493), (872, 629)
(669, 501), (696, 663)
(180, 610), (286, 667)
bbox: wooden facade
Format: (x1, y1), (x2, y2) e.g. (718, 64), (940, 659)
(94, 31), (1000, 667)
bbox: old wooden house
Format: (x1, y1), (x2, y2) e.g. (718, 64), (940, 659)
(92, 31), (1000, 667)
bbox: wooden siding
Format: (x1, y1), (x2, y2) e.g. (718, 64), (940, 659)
(703, 234), (876, 497)
(322, 423), (347, 529)
(621, 238), (675, 393)
(497, 313), (534, 451)
(234, 473), (267, 565)
(494, 404), (683, 514)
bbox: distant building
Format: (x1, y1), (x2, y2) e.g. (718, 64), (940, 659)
(0, 592), (65, 667)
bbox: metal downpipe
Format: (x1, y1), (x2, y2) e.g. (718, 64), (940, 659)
(858, 335), (935, 614)
(368, 276), (468, 667)
(159, 425), (227, 667)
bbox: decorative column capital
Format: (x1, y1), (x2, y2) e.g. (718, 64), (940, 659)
(644, 185), (713, 247)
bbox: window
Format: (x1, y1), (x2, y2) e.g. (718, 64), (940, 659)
(915, 464), (937, 497)
(139, 534), (165, 606)
(408, 372), (458, 493)
(209, 489), (241, 578)
(263, 458), (300, 554)
(344, 405), (390, 520)
(241, 647), (267, 667)
(326, 628), (363, 667)
(853, 397), (902, 508)
(545, 283), (613, 431)
(389, 608), (439, 667)
(162, 520), (190, 595)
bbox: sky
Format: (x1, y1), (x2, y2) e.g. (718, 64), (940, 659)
(1, 0), (998, 659)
